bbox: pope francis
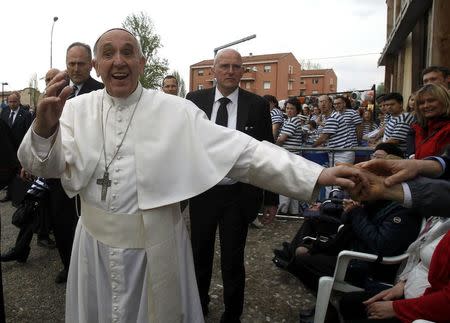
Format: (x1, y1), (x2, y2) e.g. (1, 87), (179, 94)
(18, 28), (363, 323)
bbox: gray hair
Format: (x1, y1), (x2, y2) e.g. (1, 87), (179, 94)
(93, 28), (144, 59)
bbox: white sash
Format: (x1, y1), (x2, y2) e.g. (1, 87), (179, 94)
(80, 201), (182, 322)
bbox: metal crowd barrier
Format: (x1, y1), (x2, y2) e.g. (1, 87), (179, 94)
(256, 146), (376, 222)
(298, 146), (375, 167)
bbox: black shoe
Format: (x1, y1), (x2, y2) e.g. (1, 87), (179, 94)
(0, 247), (30, 263)
(220, 313), (241, 323)
(272, 254), (290, 269)
(55, 268), (68, 284)
(37, 237), (56, 249)
(273, 248), (291, 262)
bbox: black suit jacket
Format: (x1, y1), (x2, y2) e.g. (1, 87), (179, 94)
(186, 87), (278, 221)
(0, 105), (33, 150)
(77, 76), (104, 95)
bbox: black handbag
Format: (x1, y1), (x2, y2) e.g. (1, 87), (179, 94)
(11, 178), (49, 228)
(11, 200), (37, 228)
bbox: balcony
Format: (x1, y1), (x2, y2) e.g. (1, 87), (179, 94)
(242, 71), (256, 80)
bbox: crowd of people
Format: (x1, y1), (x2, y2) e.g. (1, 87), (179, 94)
(0, 26), (449, 323)
(269, 66), (450, 322)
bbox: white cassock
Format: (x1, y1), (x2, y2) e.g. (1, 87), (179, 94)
(18, 83), (324, 323)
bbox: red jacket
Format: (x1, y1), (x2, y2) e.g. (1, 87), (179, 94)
(412, 118), (450, 159)
(393, 230), (450, 323)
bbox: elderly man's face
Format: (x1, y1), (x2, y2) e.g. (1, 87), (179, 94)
(66, 46), (92, 85)
(318, 96), (331, 114)
(212, 49), (244, 96)
(93, 30), (145, 98)
(7, 95), (19, 110)
(333, 98), (346, 113)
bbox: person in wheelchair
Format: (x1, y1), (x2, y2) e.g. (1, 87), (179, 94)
(272, 143), (422, 321)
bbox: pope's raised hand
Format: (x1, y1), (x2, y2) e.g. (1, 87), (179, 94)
(34, 71), (73, 138)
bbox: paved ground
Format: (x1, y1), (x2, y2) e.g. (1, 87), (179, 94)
(1, 194), (315, 323)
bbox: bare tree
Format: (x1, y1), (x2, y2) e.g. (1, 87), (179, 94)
(299, 59), (322, 70)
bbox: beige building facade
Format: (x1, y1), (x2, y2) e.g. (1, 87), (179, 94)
(379, 0), (450, 98)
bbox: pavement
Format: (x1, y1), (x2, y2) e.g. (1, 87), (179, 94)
(1, 191), (315, 323)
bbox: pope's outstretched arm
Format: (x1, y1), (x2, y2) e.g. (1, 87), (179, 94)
(227, 140), (363, 204)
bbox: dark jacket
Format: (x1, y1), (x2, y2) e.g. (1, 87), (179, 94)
(186, 87), (278, 221)
(341, 200), (422, 286)
(76, 76), (104, 95)
(343, 200), (422, 257)
(0, 105), (33, 150)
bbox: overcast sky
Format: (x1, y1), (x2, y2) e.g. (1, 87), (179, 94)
(1, 0), (386, 96)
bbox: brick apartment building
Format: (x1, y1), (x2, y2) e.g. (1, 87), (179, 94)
(190, 52), (337, 99)
(299, 69), (337, 96)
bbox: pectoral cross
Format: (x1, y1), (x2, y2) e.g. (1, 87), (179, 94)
(96, 171), (111, 201)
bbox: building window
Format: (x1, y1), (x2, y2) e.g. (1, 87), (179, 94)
(264, 65), (271, 73)
(312, 90), (318, 94)
(197, 84), (204, 90)
(288, 81), (293, 90)
(300, 80), (305, 85)
(263, 81), (271, 90)
(300, 91), (306, 96)
(312, 79), (319, 84)
(329, 78), (333, 85)
(198, 69), (204, 76)
(245, 82), (251, 89)
(288, 65), (293, 74)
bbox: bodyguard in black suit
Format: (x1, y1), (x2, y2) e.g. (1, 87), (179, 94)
(0, 93), (33, 202)
(186, 49), (279, 323)
(0, 93), (33, 151)
(48, 43), (104, 283)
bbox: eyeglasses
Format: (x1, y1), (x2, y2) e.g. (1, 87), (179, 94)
(215, 64), (243, 71)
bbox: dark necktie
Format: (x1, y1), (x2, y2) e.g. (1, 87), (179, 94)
(8, 110), (15, 127)
(216, 97), (230, 127)
(68, 85), (78, 99)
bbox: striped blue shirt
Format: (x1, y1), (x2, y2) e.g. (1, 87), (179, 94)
(339, 109), (362, 146)
(322, 111), (352, 148)
(279, 116), (303, 153)
(383, 112), (414, 151)
(270, 108), (284, 125)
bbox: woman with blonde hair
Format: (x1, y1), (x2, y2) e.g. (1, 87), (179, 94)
(412, 83), (450, 159)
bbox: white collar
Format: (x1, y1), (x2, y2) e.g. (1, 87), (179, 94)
(214, 87), (239, 104)
(104, 83), (143, 107)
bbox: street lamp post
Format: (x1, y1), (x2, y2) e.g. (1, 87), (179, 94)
(50, 16), (59, 68)
(213, 34), (256, 57)
(1, 82), (8, 106)
(211, 35), (256, 87)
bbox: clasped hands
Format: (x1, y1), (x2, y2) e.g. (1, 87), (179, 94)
(325, 158), (421, 202)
